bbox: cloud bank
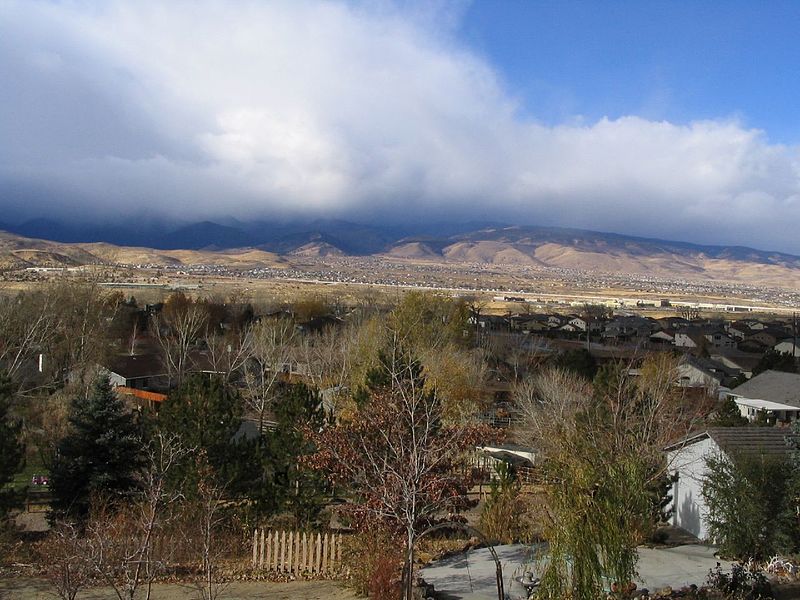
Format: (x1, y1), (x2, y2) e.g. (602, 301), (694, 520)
(2, 1), (800, 252)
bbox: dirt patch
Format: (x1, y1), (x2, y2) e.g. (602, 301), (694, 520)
(0, 578), (361, 599)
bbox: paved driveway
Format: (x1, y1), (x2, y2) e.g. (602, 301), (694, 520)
(420, 544), (724, 600)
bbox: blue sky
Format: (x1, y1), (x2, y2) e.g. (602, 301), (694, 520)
(462, 1), (800, 141)
(2, 0), (800, 252)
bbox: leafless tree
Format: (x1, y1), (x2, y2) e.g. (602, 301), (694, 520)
(241, 318), (296, 433)
(0, 290), (58, 386)
(202, 328), (252, 383)
(153, 302), (208, 385)
(84, 433), (191, 600)
(307, 338), (489, 600)
(43, 522), (91, 600)
(186, 457), (228, 600)
(293, 325), (352, 416)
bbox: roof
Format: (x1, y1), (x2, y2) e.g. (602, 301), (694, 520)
(734, 398), (800, 412)
(666, 426), (798, 457)
(730, 370), (800, 408)
(115, 386), (167, 403)
(105, 354), (165, 379)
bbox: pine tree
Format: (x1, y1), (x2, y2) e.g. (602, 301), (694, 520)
(157, 375), (244, 492)
(0, 373), (25, 519)
(711, 397), (748, 427)
(49, 377), (144, 522)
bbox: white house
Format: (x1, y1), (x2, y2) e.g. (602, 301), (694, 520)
(774, 339), (800, 356)
(665, 427), (796, 540)
(728, 370), (800, 423)
(675, 356), (722, 393)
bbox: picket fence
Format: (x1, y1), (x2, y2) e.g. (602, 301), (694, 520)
(251, 529), (344, 575)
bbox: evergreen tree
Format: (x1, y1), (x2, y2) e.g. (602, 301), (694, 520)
(753, 349), (798, 376)
(158, 375), (244, 491)
(50, 377), (143, 522)
(711, 397), (749, 427)
(553, 348), (598, 380)
(0, 373), (25, 520)
(270, 383), (328, 525)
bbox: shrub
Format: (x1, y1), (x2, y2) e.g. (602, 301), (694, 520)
(342, 527), (403, 599)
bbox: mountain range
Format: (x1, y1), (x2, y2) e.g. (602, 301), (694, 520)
(1, 218), (800, 288)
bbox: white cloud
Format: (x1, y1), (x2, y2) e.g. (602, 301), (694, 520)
(2, 0), (800, 252)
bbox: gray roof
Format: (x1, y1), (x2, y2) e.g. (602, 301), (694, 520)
(666, 426), (798, 457)
(730, 370), (800, 408)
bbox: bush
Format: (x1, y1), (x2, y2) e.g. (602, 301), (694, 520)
(342, 528), (403, 599)
(705, 561), (772, 599)
(479, 462), (537, 544)
(703, 452), (798, 560)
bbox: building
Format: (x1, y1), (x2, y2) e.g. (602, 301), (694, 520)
(728, 370), (800, 423)
(665, 427), (797, 539)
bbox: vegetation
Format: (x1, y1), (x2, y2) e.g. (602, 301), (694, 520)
(703, 433), (800, 559)
(1, 279), (796, 599)
(49, 377), (144, 522)
(516, 355), (693, 600)
(306, 344), (488, 600)
(0, 372), (25, 520)
(710, 397), (748, 427)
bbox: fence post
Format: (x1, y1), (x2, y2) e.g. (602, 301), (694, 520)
(265, 531), (272, 570)
(272, 530), (279, 571)
(252, 529), (257, 568)
(315, 533), (322, 573)
(288, 531), (294, 574)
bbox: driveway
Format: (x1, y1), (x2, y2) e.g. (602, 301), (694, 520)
(420, 544), (724, 600)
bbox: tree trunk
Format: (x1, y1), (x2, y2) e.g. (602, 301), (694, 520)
(405, 529), (414, 600)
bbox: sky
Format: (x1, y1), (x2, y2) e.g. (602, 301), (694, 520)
(2, 0), (800, 253)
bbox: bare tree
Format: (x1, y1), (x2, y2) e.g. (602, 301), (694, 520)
(202, 328), (252, 383)
(153, 301), (208, 385)
(241, 318), (296, 433)
(43, 523), (91, 600)
(84, 433), (191, 600)
(307, 340), (489, 600)
(0, 290), (59, 387)
(186, 456), (228, 600)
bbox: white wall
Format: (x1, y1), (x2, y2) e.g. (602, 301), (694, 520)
(667, 437), (719, 540)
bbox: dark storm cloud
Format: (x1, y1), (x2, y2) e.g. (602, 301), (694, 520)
(2, 1), (800, 252)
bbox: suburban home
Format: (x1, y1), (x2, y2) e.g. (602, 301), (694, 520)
(728, 369), (800, 423)
(567, 316), (588, 332)
(602, 315), (654, 340)
(674, 327), (736, 350)
(746, 329), (787, 349)
(649, 329), (675, 345)
(710, 353), (761, 380)
(666, 427), (797, 540)
(675, 356), (724, 392)
(103, 354), (169, 392)
(725, 322), (752, 341)
(774, 339), (800, 356)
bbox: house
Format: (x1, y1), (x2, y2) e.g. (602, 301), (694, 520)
(649, 330), (675, 345)
(710, 353), (761, 380)
(703, 330), (737, 350)
(674, 327), (736, 350)
(666, 427), (797, 539)
(725, 322), (752, 341)
(728, 370), (800, 423)
(746, 329), (786, 349)
(675, 356), (724, 392)
(602, 316), (654, 340)
(774, 339), (800, 357)
(567, 316), (588, 332)
(673, 331), (701, 348)
(103, 354), (168, 391)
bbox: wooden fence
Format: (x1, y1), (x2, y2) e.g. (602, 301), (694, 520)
(251, 529), (344, 575)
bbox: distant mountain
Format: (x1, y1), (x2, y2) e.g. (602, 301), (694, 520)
(4, 219), (800, 288)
